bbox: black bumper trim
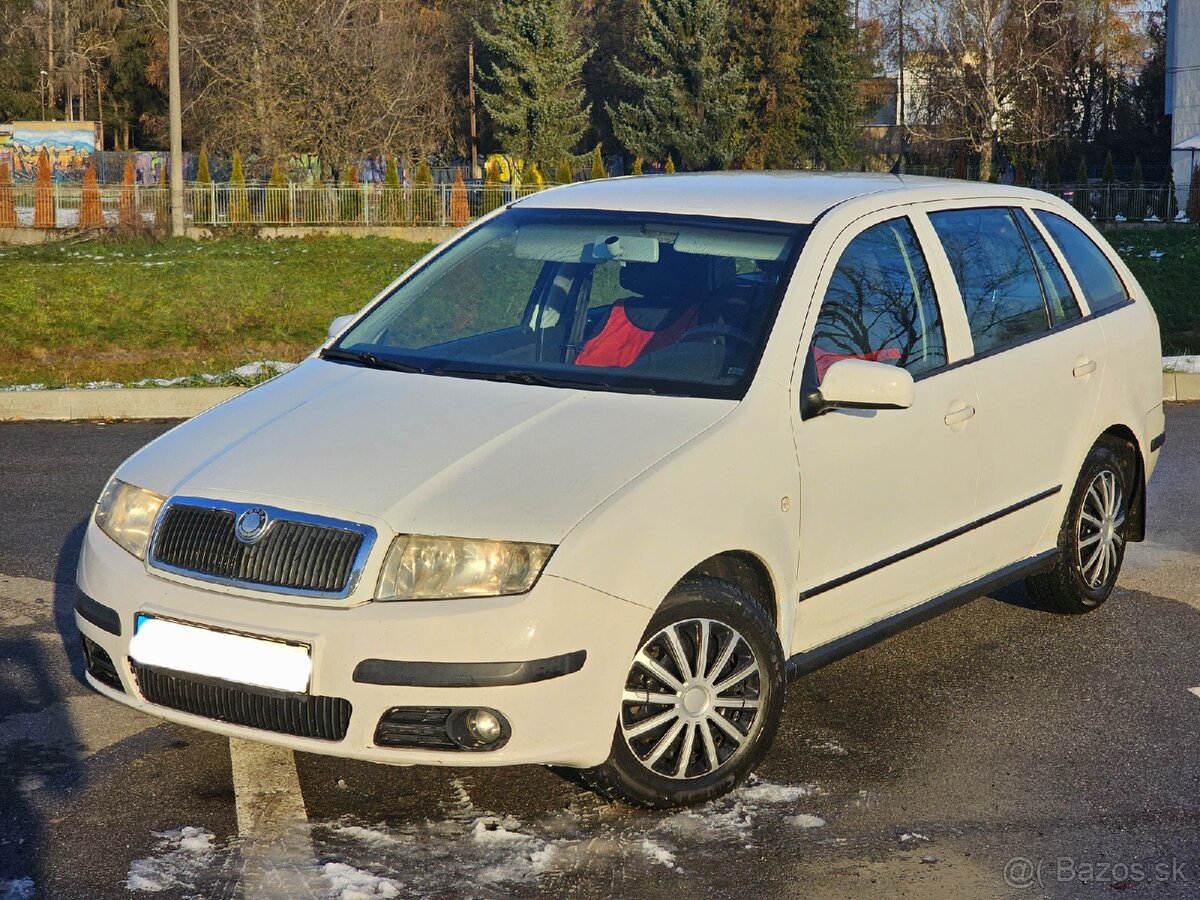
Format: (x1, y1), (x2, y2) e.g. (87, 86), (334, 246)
(1150, 432), (1165, 453)
(353, 650), (587, 687)
(75, 590), (122, 636)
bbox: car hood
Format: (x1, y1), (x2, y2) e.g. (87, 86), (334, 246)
(118, 358), (735, 544)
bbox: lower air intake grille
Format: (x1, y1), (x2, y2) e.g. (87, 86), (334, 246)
(132, 664), (352, 741)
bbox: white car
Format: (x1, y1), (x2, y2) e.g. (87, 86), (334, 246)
(76, 173), (1164, 808)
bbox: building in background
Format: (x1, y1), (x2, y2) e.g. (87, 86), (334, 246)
(1167, 0), (1200, 195)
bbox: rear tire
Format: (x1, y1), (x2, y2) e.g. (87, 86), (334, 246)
(581, 575), (785, 808)
(1027, 440), (1130, 614)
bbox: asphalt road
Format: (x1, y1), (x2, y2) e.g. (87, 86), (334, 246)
(1, 409), (1198, 899)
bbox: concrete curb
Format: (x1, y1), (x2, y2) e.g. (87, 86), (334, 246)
(0, 386), (244, 421)
(1163, 372), (1200, 402)
(2, 375), (1198, 422)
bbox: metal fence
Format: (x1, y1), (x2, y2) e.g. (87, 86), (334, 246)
(0, 180), (1195, 231)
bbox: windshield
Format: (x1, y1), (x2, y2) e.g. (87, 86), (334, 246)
(330, 208), (808, 399)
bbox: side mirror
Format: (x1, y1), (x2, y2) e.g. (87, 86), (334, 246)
(328, 314), (356, 340)
(803, 359), (915, 419)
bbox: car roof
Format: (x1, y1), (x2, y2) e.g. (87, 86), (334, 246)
(512, 171), (1065, 225)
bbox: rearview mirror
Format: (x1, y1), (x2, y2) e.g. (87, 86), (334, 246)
(803, 359), (914, 419)
(328, 314), (356, 340)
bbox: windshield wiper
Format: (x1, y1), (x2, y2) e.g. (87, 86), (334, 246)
(433, 366), (657, 394)
(321, 347), (427, 374)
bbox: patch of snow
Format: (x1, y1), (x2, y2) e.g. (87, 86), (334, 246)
(1145, 214), (1162, 222)
(735, 780), (814, 805)
(1164, 355), (1200, 374)
(1149, 249), (1165, 259)
(126, 827), (217, 893)
(321, 862), (400, 899)
(0, 879), (34, 900)
(1114, 214), (1126, 222)
(638, 837), (678, 868)
(470, 815), (530, 845)
(900, 832), (930, 842)
(787, 814), (826, 829)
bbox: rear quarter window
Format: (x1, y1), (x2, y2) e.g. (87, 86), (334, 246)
(1032, 211), (1129, 314)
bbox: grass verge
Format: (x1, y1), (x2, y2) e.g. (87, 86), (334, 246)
(0, 235), (433, 387)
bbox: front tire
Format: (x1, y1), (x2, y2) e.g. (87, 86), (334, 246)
(1027, 440), (1130, 614)
(582, 575), (785, 808)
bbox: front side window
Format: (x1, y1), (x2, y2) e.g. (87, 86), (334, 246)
(332, 208), (806, 399)
(930, 207), (1050, 355)
(1033, 210), (1129, 314)
(811, 217), (947, 383)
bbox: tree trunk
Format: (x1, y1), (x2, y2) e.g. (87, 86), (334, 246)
(979, 140), (994, 183)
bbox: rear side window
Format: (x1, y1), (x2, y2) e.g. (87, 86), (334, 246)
(812, 217), (947, 382)
(1032, 210), (1129, 314)
(929, 207), (1049, 355)
(1015, 209), (1080, 327)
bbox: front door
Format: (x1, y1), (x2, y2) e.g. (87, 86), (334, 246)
(789, 213), (981, 654)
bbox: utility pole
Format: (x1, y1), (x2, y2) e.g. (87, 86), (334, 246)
(40, 70), (48, 120)
(168, 0), (184, 236)
(47, 0), (54, 116)
(469, 40), (481, 180)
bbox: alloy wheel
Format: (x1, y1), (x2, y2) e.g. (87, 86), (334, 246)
(1076, 468), (1125, 590)
(621, 617), (762, 780)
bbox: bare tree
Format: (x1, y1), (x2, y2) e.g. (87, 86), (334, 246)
(910, 0), (1070, 180)
(142, 0), (454, 172)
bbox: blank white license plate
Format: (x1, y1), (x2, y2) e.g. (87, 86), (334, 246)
(130, 616), (312, 693)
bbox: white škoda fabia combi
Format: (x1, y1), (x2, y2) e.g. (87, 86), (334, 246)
(76, 174), (1165, 808)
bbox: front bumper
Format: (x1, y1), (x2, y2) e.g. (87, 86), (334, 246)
(75, 519), (650, 768)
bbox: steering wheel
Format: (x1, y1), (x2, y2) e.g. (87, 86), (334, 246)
(679, 324), (755, 352)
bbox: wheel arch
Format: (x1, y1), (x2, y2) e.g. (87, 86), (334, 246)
(1098, 423), (1146, 542)
(673, 551), (779, 627)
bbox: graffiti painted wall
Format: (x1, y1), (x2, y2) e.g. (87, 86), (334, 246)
(2, 122), (98, 182)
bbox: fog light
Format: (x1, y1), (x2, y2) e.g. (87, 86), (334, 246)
(446, 707), (511, 750)
(466, 709), (502, 744)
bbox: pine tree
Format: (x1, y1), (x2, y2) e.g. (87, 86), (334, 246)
(118, 157), (138, 231)
(797, 0), (869, 170)
(0, 158), (16, 228)
(339, 166), (362, 223)
(266, 162), (290, 223)
(590, 145), (607, 179)
(611, 0), (746, 171)
(1074, 158), (1090, 216)
(412, 158), (438, 225)
(520, 160), (545, 195)
(34, 147), (56, 229)
(79, 165), (104, 229)
(729, 0), (811, 168)
(381, 155), (403, 224)
(449, 169), (472, 226)
(631, 156), (644, 176)
(665, 154), (676, 174)
(483, 159), (505, 214)
(229, 150), (250, 224)
(476, 0), (592, 164)
(195, 146), (213, 225)
(555, 158), (574, 185)
(1044, 152), (1060, 194)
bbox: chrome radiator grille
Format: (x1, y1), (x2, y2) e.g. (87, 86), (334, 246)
(149, 499), (374, 597)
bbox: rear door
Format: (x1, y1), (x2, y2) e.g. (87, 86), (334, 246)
(790, 211), (981, 653)
(926, 205), (1106, 580)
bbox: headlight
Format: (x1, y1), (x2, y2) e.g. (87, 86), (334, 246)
(375, 535), (554, 601)
(94, 478), (165, 559)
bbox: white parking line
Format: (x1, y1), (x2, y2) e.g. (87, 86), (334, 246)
(1189, 687), (1200, 700)
(229, 738), (323, 898)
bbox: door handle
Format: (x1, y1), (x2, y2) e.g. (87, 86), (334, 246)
(944, 401), (976, 427)
(1073, 359), (1098, 378)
